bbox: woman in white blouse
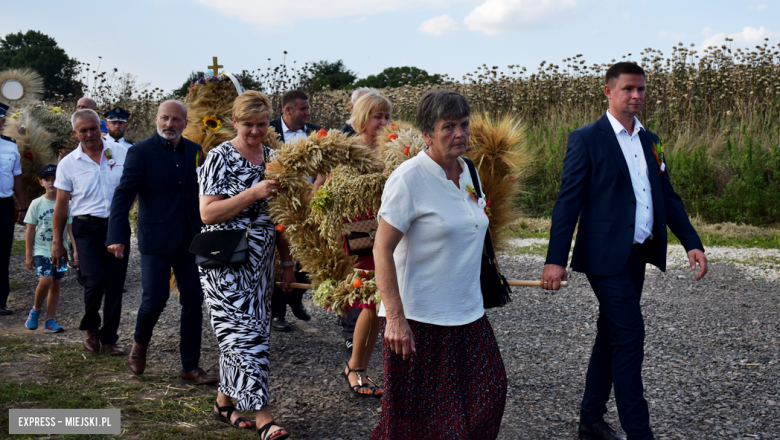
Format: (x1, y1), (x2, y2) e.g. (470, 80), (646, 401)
(370, 90), (507, 439)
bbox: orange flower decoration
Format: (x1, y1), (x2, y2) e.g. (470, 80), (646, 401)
(403, 146), (411, 156)
(352, 278), (364, 288)
(275, 224), (286, 232)
(359, 270), (368, 279)
(391, 123), (396, 127)
(388, 133), (398, 141)
(317, 128), (328, 139)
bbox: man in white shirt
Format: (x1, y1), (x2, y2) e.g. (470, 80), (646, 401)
(269, 90), (321, 143)
(542, 62), (708, 440)
(267, 90), (321, 331)
(104, 107), (134, 148)
(0, 102), (27, 315)
(51, 109), (130, 356)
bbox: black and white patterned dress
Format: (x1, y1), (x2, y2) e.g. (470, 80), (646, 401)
(198, 141), (276, 410)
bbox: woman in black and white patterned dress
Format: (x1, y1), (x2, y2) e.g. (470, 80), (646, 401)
(198, 91), (294, 440)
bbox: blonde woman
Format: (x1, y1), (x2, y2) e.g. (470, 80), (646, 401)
(198, 90), (294, 440)
(315, 92), (391, 397)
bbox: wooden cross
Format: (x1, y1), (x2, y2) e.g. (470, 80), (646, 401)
(208, 57), (223, 76)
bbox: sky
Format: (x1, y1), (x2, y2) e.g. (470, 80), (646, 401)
(2, 0), (778, 95)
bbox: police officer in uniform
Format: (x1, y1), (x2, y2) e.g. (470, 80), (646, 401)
(0, 102), (27, 315)
(104, 107), (134, 148)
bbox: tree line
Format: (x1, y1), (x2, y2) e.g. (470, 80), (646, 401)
(0, 30), (439, 100)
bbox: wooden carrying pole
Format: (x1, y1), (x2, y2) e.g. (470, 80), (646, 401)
(285, 280), (567, 290)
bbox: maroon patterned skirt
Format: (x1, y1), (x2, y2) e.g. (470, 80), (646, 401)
(371, 315), (507, 440)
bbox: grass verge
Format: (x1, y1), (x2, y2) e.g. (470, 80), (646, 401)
(12, 240), (25, 256)
(505, 216), (780, 249)
(0, 335), (258, 439)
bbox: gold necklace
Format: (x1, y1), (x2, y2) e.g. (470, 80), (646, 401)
(235, 141), (264, 162)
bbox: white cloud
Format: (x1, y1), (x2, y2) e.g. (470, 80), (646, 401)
(419, 14), (459, 36)
(748, 4), (768, 11)
(659, 30), (687, 40)
(463, 0), (580, 35)
(191, 0), (458, 26)
(700, 26), (779, 50)
(623, 12), (631, 20)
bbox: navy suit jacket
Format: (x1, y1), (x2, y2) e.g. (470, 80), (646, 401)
(545, 113), (704, 276)
(269, 117), (320, 142)
(106, 134), (203, 255)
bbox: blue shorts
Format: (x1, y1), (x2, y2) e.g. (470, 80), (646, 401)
(33, 255), (65, 281)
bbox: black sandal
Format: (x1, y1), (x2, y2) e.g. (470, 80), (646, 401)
(365, 375), (384, 398)
(343, 361), (372, 397)
(258, 420), (289, 440)
(213, 401), (255, 429)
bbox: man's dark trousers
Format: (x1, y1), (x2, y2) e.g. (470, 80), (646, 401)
(0, 197), (15, 308)
(271, 268), (308, 319)
(73, 217), (129, 345)
(581, 242), (652, 440)
(135, 223), (202, 371)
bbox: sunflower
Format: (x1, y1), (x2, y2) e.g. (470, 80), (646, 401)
(202, 116), (222, 131)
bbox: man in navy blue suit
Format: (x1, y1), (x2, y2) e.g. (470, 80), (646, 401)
(542, 62), (708, 440)
(106, 100), (216, 385)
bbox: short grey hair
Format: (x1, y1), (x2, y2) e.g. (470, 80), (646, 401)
(351, 87), (377, 104)
(415, 90), (470, 136)
(71, 109), (101, 129)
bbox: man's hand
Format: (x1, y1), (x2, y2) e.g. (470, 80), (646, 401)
(278, 266), (295, 292)
(687, 249), (708, 280)
(107, 244), (125, 259)
(384, 315), (416, 361)
(541, 263), (568, 291)
(50, 242), (68, 267)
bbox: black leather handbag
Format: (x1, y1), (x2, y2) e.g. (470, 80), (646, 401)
(189, 205), (258, 268)
(463, 157), (512, 309)
(189, 229), (249, 268)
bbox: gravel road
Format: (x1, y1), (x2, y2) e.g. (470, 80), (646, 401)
(1, 226), (778, 439)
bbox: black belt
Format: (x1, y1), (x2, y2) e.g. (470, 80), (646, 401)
(74, 215), (108, 226)
(633, 240), (652, 249)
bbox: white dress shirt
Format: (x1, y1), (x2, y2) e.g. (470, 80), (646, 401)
(605, 110), (654, 244)
(104, 133), (133, 148)
(0, 136), (21, 197)
(54, 139), (127, 217)
(280, 118), (308, 144)
(377, 151), (489, 326)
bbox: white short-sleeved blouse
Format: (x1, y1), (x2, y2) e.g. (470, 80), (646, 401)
(378, 151), (489, 326)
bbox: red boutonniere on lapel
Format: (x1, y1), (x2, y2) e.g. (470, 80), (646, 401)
(103, 148), (115, 170)
(652, 142), (666, 174)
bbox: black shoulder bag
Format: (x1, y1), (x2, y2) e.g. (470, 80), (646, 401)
(189, 204), (259, 268)
(463, 157), (512, 309)
(190, 146), (267, 268)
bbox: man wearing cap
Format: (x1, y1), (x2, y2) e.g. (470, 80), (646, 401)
(51, 109), (130, 355)
(104, 107), (133, 148)
(0, 102), (27, 315)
